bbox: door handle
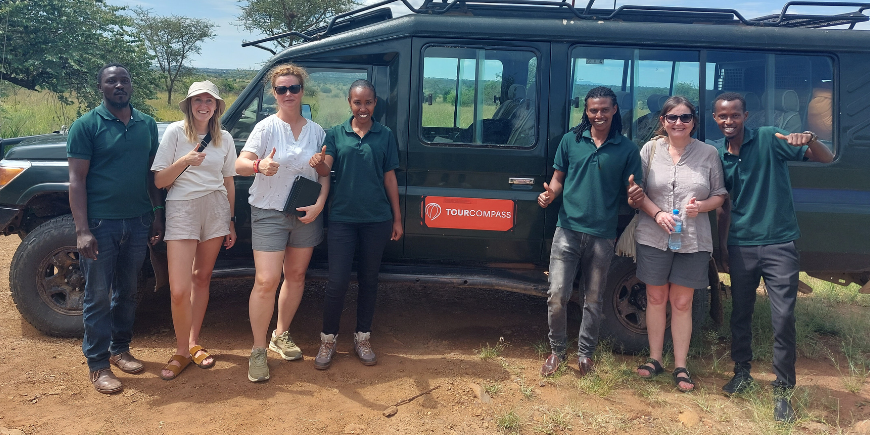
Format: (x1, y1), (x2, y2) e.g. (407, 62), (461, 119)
(508, 177), (535, 185)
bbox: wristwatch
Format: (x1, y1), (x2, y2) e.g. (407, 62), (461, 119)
(803, 131), (818, 143)
(230, 216), (237, 223)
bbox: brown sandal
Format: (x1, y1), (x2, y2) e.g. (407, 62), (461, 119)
(160, 355), (191, 381)
(190, 345), (215, 369)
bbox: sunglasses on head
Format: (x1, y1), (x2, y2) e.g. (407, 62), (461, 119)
(274, 85), (302, 95)
(664, 113), (694, 124)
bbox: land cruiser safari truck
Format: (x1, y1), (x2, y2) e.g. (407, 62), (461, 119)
(2, 0), (869, 353)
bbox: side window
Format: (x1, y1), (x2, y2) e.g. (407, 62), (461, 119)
(421, 46), (538, 148)
(570, 47), (700, 146)
(229, 68), (367, 143)
(706, 52), (834, 152)
(303, 69), (368, 128)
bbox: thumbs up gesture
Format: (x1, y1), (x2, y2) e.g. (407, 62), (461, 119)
(775, 131), (815, 146)
(183, 142), (206, 167)
(627, 174), (645, 205)
(538, 182), (555, 208)
(685, 197), (700, 217)
(260, 147), (280, 176)
(309, 145), (327, 168)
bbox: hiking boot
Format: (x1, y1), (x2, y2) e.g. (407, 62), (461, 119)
(773, 386), (796, 423)
(353, 331), (377, 366)
(269, 329), (302, 361)
(314, 333), (337, 370)
(722, 366), (754, 395)
(248, 348), (270, 382)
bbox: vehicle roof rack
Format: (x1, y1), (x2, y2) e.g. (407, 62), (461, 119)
(750, 1), (870, 29)
(242, 0), (870, 51)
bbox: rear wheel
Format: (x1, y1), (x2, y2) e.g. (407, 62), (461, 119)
(600, 256), (710, 354)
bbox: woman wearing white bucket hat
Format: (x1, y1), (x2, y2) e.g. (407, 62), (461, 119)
(151, 80), (238, 380)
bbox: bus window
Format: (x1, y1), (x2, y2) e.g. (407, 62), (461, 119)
(421, 46), (538, 147)
(705, 52), (834, 152)
(570, 47), (699, 146)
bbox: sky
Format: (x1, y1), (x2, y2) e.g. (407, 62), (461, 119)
(108, 0), (869, 70)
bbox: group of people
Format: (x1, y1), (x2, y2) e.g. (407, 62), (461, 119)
(539, 86), (832, 422)
(67, 63), (401, 393)
(68, 62), (831, 423)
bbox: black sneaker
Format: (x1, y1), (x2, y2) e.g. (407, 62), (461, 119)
(773, 387), (796, 423)
(722, 369), (754, 395)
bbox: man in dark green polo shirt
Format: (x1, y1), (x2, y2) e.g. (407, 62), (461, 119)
(67, 63), (164, 394)
(538, 86), (643, 377)
(710, 92), (833, 422)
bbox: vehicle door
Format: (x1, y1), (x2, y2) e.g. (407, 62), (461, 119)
(406, 39), (549, 263)
(224, 65), (369, 257)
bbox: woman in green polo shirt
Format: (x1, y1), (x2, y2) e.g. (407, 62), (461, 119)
(309, 79), (402, 370)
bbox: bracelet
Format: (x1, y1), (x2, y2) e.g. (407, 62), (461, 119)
(152, 205), (165, 212)
(653, 210), (664, 219)
(253, 159), (261, 173)
(802, 130), (818, 143)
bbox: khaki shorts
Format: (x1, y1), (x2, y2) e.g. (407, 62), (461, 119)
(250, 206), (323, 252)
(165, 191), (231, 241)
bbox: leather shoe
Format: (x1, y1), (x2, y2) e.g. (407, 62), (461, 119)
(90, 368), (123, 394)
(540, 353), (563, 377)
(578, 357), (594, 377)
(109, 351), (145, 374)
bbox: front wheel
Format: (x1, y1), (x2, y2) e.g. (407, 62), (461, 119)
(600, 256), (710, 354)
(10, 215), (86, 337)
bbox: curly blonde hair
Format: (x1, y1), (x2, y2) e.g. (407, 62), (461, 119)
(266, 63), (309, 90)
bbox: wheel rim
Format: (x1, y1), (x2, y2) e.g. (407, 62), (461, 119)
(611, 270), (649, 335)
(36, 246), (84, 316)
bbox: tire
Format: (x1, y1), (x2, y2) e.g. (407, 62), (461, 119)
(600, 256), (711, 354)
(10, 215), (85, 337)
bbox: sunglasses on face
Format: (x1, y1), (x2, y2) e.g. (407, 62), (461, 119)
(664, 113), (694, 124)
(274, 85), (302, 95)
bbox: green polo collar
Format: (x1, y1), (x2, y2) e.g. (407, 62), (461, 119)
(339, 117), (383, 135)
(95, 102), (140, 123)
(723, 127), (756, 155)
(580, 128), (622, 147)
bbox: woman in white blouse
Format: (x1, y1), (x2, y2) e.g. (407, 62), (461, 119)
(152, 81), (237, 380)
(234, 64), (330, 382)
(632, 96), (727, 392)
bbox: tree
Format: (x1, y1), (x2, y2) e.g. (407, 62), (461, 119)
(237, 0), (359, 49)
(0, 0), (159, 115)
(132, 8), (216, 105)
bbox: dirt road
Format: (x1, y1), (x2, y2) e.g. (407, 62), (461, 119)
(1, 237), (868, 434)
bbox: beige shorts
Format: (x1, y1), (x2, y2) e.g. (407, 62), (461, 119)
(165, 191), (231, 241)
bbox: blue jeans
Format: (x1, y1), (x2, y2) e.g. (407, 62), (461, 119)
(728, 242), (799, 388)
(80, 214), (151, 371)
(322, 220), (393, 335)
(547, 227), (614, 359)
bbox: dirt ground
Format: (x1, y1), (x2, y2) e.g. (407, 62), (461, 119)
(1, 237), (869, 435)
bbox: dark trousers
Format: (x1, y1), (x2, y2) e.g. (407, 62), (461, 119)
(81, 214), (151, 371)
(728, 241), (799, 388)
(322, 220), (393, 335)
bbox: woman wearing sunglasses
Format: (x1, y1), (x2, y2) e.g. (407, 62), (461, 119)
(631, 96), (726, 392)
(235, 64), (330, 382)
(151, 81), (237, 380)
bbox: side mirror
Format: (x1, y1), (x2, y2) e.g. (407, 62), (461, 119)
(571, 96), (580, 109)
(494, 95), (500, 104)
(301, 104), (312, 120)
(426, 93), (433, 105)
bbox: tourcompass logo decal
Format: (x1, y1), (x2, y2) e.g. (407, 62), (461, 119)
(421, 196), (515, 231)
(425, 202), (442, 220)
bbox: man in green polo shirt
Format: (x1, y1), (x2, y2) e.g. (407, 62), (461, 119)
(538, 86), (643, 377)
(67, 63), (164, 394)
(710, 92), (833, 422)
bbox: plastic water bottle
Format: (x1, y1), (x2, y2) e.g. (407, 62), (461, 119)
(668, 209), (682, 251)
